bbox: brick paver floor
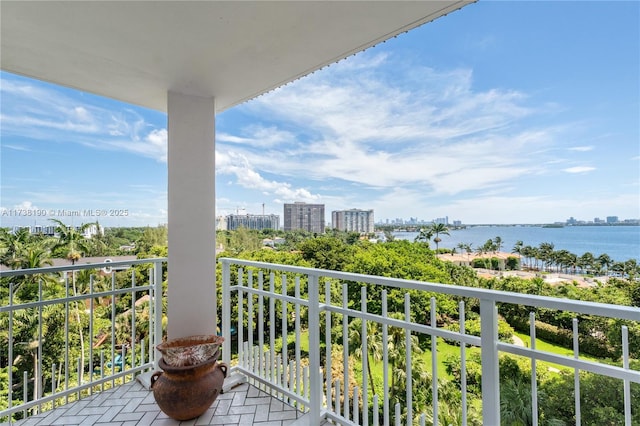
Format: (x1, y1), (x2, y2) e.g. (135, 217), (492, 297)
(8, 379), (324, 426)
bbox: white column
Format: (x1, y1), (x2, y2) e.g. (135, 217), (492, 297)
(167, 91), (216, 339)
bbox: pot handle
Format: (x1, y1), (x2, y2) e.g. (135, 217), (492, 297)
(150, 371), (163, 388)
(218, 362), (228, 378)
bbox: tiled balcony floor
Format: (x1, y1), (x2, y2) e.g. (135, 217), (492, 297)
(10, 379), (318, 426)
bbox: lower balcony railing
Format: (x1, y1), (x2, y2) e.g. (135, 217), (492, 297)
(1, 257), (639, 425)
(0, 258), (165, 422)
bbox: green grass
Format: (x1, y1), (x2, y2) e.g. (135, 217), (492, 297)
(512, 330), (601, 374)
(259, 328), (606, 390)
(365, 337), (481, 396)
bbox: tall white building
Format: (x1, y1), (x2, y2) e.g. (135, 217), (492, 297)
(331, 209), (374, 233)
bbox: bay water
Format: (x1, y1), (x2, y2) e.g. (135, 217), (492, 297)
(392, 225), (640, 263)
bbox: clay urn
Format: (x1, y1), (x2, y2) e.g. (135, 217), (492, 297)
(150, 355), (227, 421)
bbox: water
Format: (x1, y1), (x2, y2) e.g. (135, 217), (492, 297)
(392, 225), (640, 263)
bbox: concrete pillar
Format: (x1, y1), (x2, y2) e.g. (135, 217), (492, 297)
(167, 91), (216, 339)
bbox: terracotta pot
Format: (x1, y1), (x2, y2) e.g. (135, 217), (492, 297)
(151, 356), (227, 421)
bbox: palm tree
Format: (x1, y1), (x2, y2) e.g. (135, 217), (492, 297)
(520, 245), (534, 270)
(566, 252), (579, 275)
(530, 246), (541, 271)
(579, 252), (595, 275)
(597, 254), (613, 276)
(4, 304), (63, 410)
(4, 240), (57, 299)
(500, 378), (533, 426)
(429, 223), (450, 252)
(512, 240), (524, 256)
(611, 261), (626, 278)
(538, 242), (555, 272)
(348, 319), (382, 396)
(624, 259), (639, 281)
(414, 228), (434, 246)
(50, 219), (93, 264)
(0, 227), (33, 267)
(386, 313), (430, 423)
(554, 250), (572, 273)
(493, 236), (503, 253)
(474, 245), (486, 269)
(464, 243), (473, 264)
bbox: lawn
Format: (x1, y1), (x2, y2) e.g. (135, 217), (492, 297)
(512, 330), (601, 373)
(255, 328), (606, 394)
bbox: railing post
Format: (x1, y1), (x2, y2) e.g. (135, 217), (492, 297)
(307, 273), (321, 421)
(153, 260), (164, 367)
(222, 259), (231, 365)
(480, 299), (500, 425)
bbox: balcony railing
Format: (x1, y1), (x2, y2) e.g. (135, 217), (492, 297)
(219, 258), (639, 426)
(1, 257), (639, 425)
(0, 258), (165, 422)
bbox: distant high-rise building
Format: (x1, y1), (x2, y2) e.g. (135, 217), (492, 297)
(284, 202), (325, 233)
(434, 216), (449, 225)
(606, 216), (619, 224)
(225, 214), (280, 231)
(332, 209), (374, 233)
(216, 216), (228, 231)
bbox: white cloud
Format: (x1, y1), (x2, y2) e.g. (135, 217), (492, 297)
(217, 126), (295, 148)
(563, 166), (596, 174)
(568, 146), (594, 152)
(219, 53), (558, 201)
(216, 151), (321, 202)
(1, 77), (167, 162)
(2, 144), (32, 152)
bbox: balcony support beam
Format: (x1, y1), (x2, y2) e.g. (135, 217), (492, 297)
(167, 91), (217, 339)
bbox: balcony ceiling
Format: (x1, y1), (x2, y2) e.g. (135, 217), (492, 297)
(1, 1), (472, 113)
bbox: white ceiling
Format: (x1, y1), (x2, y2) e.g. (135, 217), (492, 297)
(1, 1), (473, 113)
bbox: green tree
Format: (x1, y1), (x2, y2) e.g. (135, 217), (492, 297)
(538, 242), (555, 272)
(0, 227), (35, 267)
(512, 240), (524, 257)
(298, 236), (354, 271)
(348, 319), (382, 396)
(501, 377), (533, 426)
(135, 226), (168, 254)
(493, 236), (503, 253)
(50, 219), (93, 264)
(429, 223), (450, 252)
(3, 240), (56, 299)
(414, 228), (433, 246)
(540, 368), (640, 426)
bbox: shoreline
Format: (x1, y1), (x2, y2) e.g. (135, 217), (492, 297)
(436, 251), (611, 288)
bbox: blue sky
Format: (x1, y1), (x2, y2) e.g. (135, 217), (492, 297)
(1, 1), (639, 228)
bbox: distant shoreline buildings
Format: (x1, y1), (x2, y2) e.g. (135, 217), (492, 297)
(4, 206), (638, 233)
(5, 223), (103, 238)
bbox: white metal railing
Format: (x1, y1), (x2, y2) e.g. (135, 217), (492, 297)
(0, 258), (165, 422)
(2, 257), (638, 425)
(220, 258), (639, 426)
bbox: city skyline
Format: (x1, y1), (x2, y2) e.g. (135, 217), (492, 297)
(1, 2), (639, 227)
